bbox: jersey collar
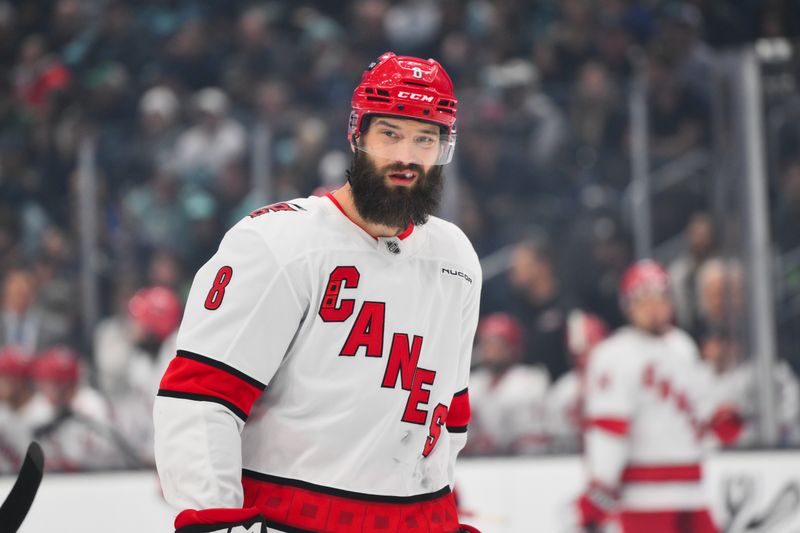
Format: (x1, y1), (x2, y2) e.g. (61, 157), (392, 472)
(325, 192), (415, 241)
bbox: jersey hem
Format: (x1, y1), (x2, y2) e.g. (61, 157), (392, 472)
(242, 469), (450, 503)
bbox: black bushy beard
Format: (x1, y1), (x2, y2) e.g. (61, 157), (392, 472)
(347, 149), (444, 229)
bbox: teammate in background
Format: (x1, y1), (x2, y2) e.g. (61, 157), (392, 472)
(465, 313), (549, 455)
(698, 327), (785, 447)
(154, 52), (481, 533)
(98, 285), (182, 465)
(575, 260), (725, 533)
(544, 310), (608, 453)
(0, 346), (50, 473)
(32, 346), (136, 471)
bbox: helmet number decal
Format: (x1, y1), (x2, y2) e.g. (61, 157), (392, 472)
(204, 265), (233, 310)
(412, 67), (423, 79)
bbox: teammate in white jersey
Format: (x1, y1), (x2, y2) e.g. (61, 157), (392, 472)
(575, 260), (720, 533)
(154, 52), (482, 533)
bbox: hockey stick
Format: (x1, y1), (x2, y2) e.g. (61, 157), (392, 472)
(0, 441), (44, 533)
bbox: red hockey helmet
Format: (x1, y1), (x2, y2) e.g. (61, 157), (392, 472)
(32, 346), (80, 384)
(566, 310), (608, 367)
(0, 346), (32, 378)
(619, 260), (671, 304)
(128, 286), (182, 342)
(349, 52), (457, 165)
(477, 313), (524, 354)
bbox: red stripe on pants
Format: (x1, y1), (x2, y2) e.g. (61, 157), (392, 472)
(241, 475), (460, 533)
(619, 509), (718, 533)
(621, 464), (702, 483)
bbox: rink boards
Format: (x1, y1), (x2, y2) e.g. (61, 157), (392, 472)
(1, 451), (798, 533)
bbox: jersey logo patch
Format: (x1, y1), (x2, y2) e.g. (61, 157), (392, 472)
(249, 202), (306, 218)
(441, 268), (472, 284)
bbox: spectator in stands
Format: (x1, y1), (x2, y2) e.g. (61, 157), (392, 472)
(506, 236), (571, 379)
(465, 313), (550, 456)
(646, 52), (708, 162)
(669, 212), (717, 331)
(121, 163), (193, 257)
(693, 257), (743, 341)
(172, 87), (246, 187)
(568, 61), (628, 189)
(133, 85), (181, 177)
(0, 268), (65, 352)
(32, 345), (133, 471)
(774, 159), (800, 253)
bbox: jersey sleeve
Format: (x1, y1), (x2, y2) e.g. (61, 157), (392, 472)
(446, 260), (481, 487)
(583, 341), (640, 489)
(154, 222), (309, 512)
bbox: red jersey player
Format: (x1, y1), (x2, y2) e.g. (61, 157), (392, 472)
(154, 52), (481, 533)
(575, 260), (722, 533)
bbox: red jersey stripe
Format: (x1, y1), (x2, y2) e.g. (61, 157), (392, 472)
(586, 417), (630, 435)
(621, 463), (702, 483)
(446, 389), (470, 429)
(159, 352), (265, 421)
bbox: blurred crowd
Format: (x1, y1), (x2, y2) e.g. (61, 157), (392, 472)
(1, 0), (800, 472)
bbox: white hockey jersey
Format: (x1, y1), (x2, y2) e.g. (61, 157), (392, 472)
(545, 369), (583, 453)
(583, 326), (714, 511)
(466, 365), (549, 455)
(154, 194), (481, 532)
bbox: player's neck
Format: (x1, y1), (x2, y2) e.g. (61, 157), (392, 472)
(331, 184), (407, 239)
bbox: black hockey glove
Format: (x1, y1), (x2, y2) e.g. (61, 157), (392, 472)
(174, 507), (268, 533)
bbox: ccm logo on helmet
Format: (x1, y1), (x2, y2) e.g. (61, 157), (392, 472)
(397, 91), (434, 103)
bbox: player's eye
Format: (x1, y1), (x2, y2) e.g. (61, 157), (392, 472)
(415, 135), (436, 146)
(380, 129), (400, 140)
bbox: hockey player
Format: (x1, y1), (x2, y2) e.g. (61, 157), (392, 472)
(154, 52), (481, 533)
(466, 312), (550, 455)
(99, 286), (182, 465)
(575, 260), (721, 533)
(544, 310), (608, 453)
(32, 346), (134, 470)
(0, 347), (47, 473)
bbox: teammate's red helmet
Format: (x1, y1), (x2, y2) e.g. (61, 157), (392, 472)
(478, 313), (524, 354)
(566, 310), (608, 366)
(0, 346), (32, 378)
(32, 346), (80, 384)
(348, 52), (457, 163)
(128, 286), (182, 342)
(619, 260), (671, 303)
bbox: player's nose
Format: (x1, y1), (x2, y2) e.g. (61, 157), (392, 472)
(391, 140), (422, 166)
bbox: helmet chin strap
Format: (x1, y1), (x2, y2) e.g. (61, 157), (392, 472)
(346, 137), (360, 185)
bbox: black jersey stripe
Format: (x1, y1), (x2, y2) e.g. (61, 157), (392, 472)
(241, 469), (451, 504)
(176, 350), (267, 390)
(157, 389), (248, 422)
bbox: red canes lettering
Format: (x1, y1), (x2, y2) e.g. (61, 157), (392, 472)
(402, 368), (436, 425)
(319, 266), (360, 322)
(381, 334), (423, 390)
(423, 403), (448, 456)
(340, 302), (385, 357)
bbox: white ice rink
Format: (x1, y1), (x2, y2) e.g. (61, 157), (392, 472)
(2, 452), (799, 532)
